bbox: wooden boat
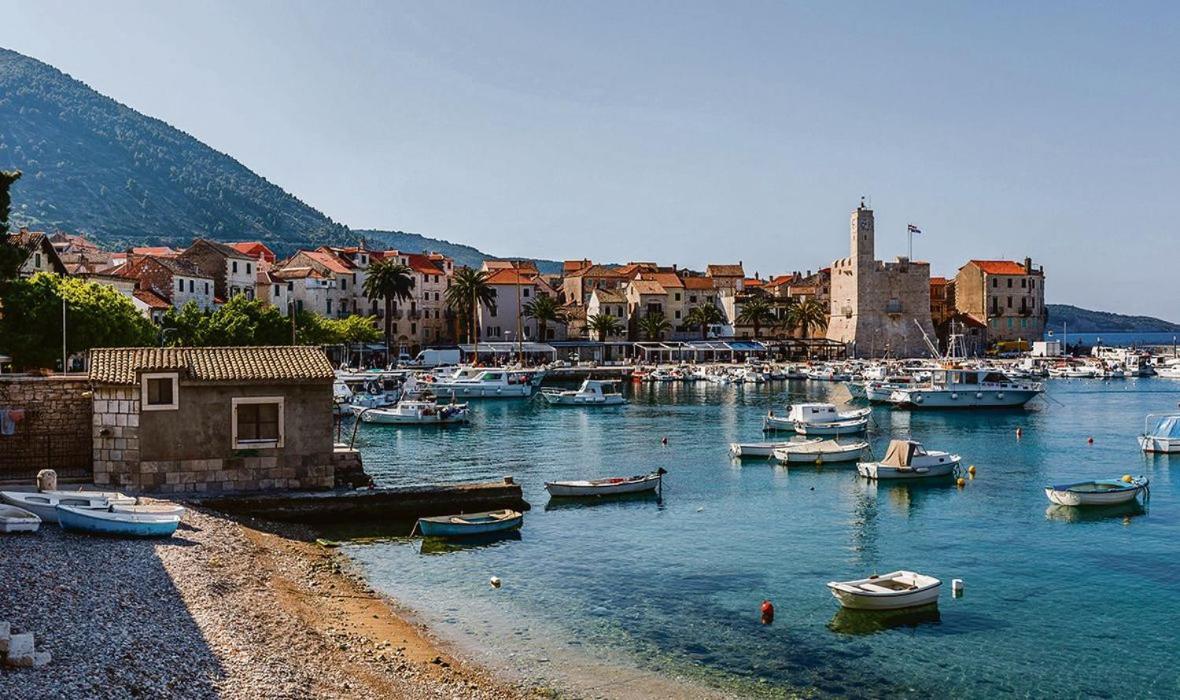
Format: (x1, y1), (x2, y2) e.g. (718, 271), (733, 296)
(545, 469), (665, 497)
(827, 570), (941, 610)
(0, 504), (41, 533)
(729, 439), (821, 459)
(111, 503), (186, 518)
(1044, 476), (1148, 506)
(857, 440), (959, 480)
(773, 439), (868, 464)
(415, 509), (524, 538)
(56, 505), (181, 537)
(0, 490), (135, 524)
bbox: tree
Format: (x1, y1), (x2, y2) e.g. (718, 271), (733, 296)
(445, 267), (495, 361)
(325, 314), (381, 344)
(587, 313), (623, 342)
(201, 295), (290, 346)
(638, 310), (671, 341)
(523, 293), (566, 342)
(362, 259), (415, 362)
(0, 170), (25, 282)
(790, 299), (829, 338)
(736, 296), (775, 339)
(162, 301), (211, 347)
(684, 304), (725, 339)
(0, 272), (156, 369)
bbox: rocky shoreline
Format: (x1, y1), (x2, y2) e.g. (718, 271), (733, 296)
(0, 507), (543, 699)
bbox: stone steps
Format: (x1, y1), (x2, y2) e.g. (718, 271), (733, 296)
(0, 621), (51, 668)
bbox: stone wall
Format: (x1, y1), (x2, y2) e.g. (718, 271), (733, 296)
(0, 376), (92, 482)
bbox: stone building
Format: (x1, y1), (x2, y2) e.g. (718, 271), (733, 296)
(120, 255), (217, 312)
(826, 202), (936, 357)
(953, 258), (1046, 345)
(88, 346), (360, 494)
(178, 239), (258, 301)
(11, 230), (67, 277)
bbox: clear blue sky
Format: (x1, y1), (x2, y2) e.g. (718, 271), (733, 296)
(5, 1), (1177, 319)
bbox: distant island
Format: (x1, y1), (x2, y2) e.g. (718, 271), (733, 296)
(1046, 304), (1180, 334)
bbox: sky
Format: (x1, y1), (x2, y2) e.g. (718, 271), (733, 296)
(4, 1), (1178, 319)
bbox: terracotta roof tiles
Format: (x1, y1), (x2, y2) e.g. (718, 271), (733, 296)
(89, 346), (335, 385)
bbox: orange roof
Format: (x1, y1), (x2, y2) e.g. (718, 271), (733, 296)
(641, 271), (684, 288)
(615, 262), (657, 278)
(682, 277), (716, 290)
(563, 259), (593, 275)
(764, 275), (795, 288)
(133, 289), (172, 309)
(406, 252), (445, 276)
(706, 264), (744, 277)
(485, 269), (537, 285)
(273, 266), (325, 280)
(304, 249), (354, 274)
(744, 278), (764, 287)
(228, 241), (277, 262)
(930, 277), (949, 285)
(130, 246), (178, 257)
(629, 279), (666, 295)
(968, 260), (1029, 276)
(570, 264), (624, 278)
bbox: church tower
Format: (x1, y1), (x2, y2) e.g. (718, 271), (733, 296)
(851, 198), (874, 266)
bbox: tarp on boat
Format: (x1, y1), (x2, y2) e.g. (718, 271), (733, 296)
(881, 440), (919, 467)
(1147, 415), (1180, 439)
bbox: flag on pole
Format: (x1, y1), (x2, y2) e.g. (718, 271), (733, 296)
(907, 224), (922, 234)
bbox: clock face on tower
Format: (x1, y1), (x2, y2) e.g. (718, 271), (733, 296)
(859, 220), (871, 231)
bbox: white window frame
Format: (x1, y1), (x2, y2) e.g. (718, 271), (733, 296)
(141, 372), (180, 411)
(231, 396), (285, 449)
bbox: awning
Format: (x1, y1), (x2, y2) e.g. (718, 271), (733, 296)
(458, 342), (556, 354)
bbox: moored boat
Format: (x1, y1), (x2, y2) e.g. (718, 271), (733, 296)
(541, 379), (627, 406)
(1043, 476), (1148, 506)
(1139, 413), (1180, 453)
(415, 509), (524, 538)
(0, 490), (135, 524)
(0, 504), (41, 533)
(764, 403), (871, 434)
(111, 503), (186, 518)
(773, 439), (869, 464)
(888, 368), (1042, 409)
(359, 398), (469, 425)
(56, 504), (181, 537)
(730, 439), (821, 459)
(827, 570), (942, 610)
(857, 439), (959, 480)
(545, 469), (666, 497)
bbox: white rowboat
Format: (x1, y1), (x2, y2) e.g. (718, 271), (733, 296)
(545, 469), (666, 497)
(0, 490), (135, 524)
(729, 439), (821, 459)
(773, 439), (868, 464)
(0, 504), (41, 533)
(1044, 477), (1148, 506)
(827, 570), (942, 610)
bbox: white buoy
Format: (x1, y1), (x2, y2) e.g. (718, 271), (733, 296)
(490, 576), (502, 589)
(952, 579), (964, 596)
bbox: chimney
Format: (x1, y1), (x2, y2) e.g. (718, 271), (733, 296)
(1024, 257), (1033, 274)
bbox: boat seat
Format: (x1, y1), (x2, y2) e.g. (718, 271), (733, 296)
(857, 583), (898, 594)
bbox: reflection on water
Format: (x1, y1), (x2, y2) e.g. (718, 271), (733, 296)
(543, 491), (664, 511)
(418, 530), (522, 555)
(1044, 501), (1147, 524)
(827, 603), (942, 636)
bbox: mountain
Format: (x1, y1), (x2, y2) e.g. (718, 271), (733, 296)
(1046, 304), (1180, 334)
(355, 228), (561, 274)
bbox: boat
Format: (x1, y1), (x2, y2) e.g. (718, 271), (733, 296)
(541, 379), (627, 406)
(544, 469), (666, 497)
(359, 397), (469, 424)
(826, 570), (942, 610)
(414, 509), (524, 538)
(1155, 363), (1180, 379)
(772, 439), (869, 464)
(764, 403), (871, 434)
(426, 367), (542, 398)
(1139, 413), (1180, 453)
(857, 439), (960, 480)
(1043, 476), (1149, 506)
(111, 503), (186, 518)
(0, 490), (136, 523)
(888, 368), (1042, 409)
(730, 438), (821, 459)
(56, 504), (181, 537)
(0, 504), (41, 533)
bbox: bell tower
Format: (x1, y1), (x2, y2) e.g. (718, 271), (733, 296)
(851, 197), (874, 266)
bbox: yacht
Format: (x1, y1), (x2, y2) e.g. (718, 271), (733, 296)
(888, 368), (1042, 408)
(426, 367), (542, 398)
(541, 379), (627, 406)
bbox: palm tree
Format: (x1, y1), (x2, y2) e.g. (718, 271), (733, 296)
(736, 296), (775, 339)
(362, 259), (415, 362)
(587, 313), (623, 342)
(523, 293), (566, 342)
(445, 267), (496, 362)
(684, 304), (724, 339)
(638, 310), (671, 341)
(775, 297), (800, 337)
(790, 298), (829, 338)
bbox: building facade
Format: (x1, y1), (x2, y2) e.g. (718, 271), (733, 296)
(953, 258), (1046, 344)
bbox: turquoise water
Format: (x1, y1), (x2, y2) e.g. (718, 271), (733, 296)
(346, 378), (1180, 697)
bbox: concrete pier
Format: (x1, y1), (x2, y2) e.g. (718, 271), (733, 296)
(194, 479), (530, 523)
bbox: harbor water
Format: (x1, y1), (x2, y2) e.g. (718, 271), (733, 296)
(345, 377), (1180, 697)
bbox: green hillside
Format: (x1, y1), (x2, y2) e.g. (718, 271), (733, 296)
(1046, 304), (1180, 334)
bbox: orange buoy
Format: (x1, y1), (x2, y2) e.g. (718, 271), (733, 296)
(760, 600), (775, 625)
(1087, 437), (1094, 444)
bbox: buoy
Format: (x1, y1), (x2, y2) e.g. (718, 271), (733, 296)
(490, 576), (502, 589)
(967, 465), (976, 476)
(952, 579), (964, 596)
(760, 600), (775, 625)
(661, 436), (668, 445)
(1015, 427), (1022, 438)
(956, 477), (966, 488)
(1087, 437), (1094, 444)
(1121, 474), (1133, 483)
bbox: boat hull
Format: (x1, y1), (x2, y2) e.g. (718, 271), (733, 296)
(428, 384), (533, 398)
(1044, 482), (1147, 506)
(0, 490), (133, 524)
(857, 459), (958, 480)
(545, 476), (662, 497)
(1139, 436), (1180, 453)
(795, 418), (869, 436)
(416, 510), (524, 538)
(362, 408), (468, 424)
(56, 505), (180, 537)
(729, 442), (801, 459)
(541, 394), (627, 406)
(889, 388), (1040, 408)
(774, 443), (866, 464)
(0, 505), (41, 533)
(828, 582), (941, 610)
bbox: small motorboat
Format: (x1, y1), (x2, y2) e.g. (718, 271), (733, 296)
(359, 397), (469, 425)
(415, 509), (524, 538)
(729, 439), (821, 459)
(541, 379), (627, 406)
(0, 504), (41, 533)
(1044, 476), (1149, 507)
(1139, 413), (1180, 453)
(765, 403), (870, 435)
(56, 504), (181, 537)
(0, 490), (135, 523)
(794, 417), (870, 436)
(773, 439), (869, 465)
(827, 570), (942, 610)
(857, 439), (959, 480)
(545, 469), (666, 497)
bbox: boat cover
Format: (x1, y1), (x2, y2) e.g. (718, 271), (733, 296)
(1147, 415), (1180, 438)
(881, 440), (920, 467)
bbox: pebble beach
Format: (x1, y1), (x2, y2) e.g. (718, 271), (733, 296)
(0, 507), (540, 700)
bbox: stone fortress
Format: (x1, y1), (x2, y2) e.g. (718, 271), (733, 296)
(826, 200), (936, 357)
